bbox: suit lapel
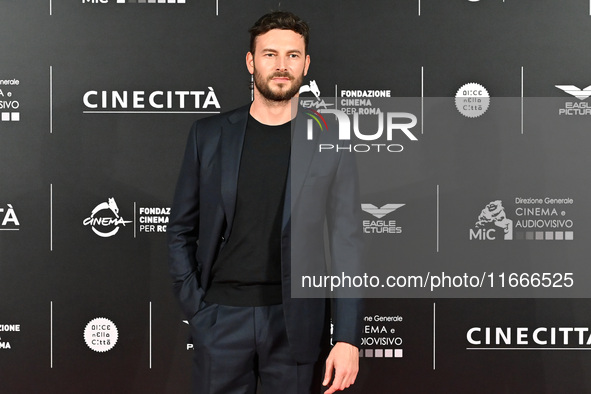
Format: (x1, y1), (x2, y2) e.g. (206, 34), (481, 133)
(220, 105), (249, 236)
(282, 109), (318, 231)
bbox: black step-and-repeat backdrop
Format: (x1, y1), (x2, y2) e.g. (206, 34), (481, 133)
(2, 1), (591, 392)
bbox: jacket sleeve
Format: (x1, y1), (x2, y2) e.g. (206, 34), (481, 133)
(167, 121), (205, 319)
(326, 148), (365, 347)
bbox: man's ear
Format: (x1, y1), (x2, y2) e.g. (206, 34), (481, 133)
(246, 52), (254, 75)
(304, 54), (310, 76)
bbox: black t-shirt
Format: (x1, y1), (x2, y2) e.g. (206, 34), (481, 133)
(204, 114), (291, 306)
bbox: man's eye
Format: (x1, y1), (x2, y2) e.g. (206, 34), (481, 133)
(289, 54), (299, 58)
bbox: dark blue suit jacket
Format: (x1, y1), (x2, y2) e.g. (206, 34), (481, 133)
(167, 104), (363, 363)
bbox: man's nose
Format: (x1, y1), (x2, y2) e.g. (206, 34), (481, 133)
(275, 56), (287, 71)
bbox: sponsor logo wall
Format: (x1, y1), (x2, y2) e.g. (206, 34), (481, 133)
(2, 0), (591, 392)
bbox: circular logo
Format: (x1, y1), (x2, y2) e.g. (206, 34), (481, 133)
(82, 198), (132, 238)
(84, 317), (118, 353)
(455, 83), (490, 118)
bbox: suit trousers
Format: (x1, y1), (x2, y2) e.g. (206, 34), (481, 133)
(190, 303), (326, 394)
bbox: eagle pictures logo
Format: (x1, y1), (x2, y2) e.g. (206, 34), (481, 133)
(361, 203), (405, 234)
(555, 84), (591, 115)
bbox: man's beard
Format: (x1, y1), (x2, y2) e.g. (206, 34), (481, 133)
(253, 69), (304, 102)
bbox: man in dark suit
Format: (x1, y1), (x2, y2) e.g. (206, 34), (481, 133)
(167, 11), (363, 394)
